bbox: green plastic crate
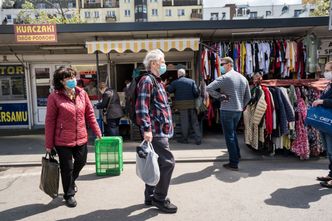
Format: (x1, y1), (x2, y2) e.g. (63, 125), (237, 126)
(95, 136), (123, 176)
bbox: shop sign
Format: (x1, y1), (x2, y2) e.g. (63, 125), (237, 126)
(318, 39), (332, 56)
(14, 24), (57, 43)
(0, 103), (29, 126)
(0, 65), (24, 75)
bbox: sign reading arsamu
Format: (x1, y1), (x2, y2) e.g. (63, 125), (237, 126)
(14, 24), (57, 43)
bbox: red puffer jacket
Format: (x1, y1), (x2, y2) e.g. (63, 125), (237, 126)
(45, 87), (102, 149)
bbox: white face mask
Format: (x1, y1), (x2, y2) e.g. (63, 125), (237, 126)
(324, 71), (332, 80)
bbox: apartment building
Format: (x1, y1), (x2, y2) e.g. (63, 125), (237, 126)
(0, 0), (79, 24)
(203, 3), (316, 20)
(80, 0), (203, 23)
(0, 0), (203, 24)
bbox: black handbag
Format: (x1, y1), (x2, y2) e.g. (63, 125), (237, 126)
(39, 153), (60, 198)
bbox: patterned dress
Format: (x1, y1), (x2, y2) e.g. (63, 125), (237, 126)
(291, 88), (310, 159)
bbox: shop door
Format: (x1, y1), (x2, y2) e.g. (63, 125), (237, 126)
(31, 65), (56, 125)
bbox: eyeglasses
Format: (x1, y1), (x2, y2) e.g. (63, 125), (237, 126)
(220, 63), (227, 66)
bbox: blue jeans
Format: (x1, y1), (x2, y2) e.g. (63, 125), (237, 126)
(220, 110), (242, 166)
(320, 132), (332, 177)
(104, 118), (120, 136)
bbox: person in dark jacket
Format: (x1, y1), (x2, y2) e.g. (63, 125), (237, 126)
(314, 61), (332, 188)
(45, 67), (102, 208)
(167, 68), (202, 145)
(95, 82), (124, 136)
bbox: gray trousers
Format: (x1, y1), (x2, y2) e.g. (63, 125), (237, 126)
(179, 108), (201, 141)
(145, 137), (175, 201)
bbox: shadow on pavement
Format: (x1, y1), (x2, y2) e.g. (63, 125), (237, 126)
(57, 204), (159, 221)
(264, 183), (331, 208)
(77, 173), (119, 181)
(171, 157), (328, 184)
(1, 198), (63, 221)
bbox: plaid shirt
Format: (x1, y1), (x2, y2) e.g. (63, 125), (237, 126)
(135, 73), (174, 138)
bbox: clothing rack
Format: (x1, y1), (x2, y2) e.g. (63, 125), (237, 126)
(261, 79), (330, 91)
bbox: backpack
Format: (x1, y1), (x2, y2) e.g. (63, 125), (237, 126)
(127, 73), (158, 125)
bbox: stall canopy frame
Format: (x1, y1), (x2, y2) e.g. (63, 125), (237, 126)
(86, 38), (200, 54)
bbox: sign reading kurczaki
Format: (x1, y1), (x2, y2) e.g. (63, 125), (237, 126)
(14, 24), (57, 43)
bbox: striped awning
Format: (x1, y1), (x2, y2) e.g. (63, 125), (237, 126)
(86, 38), (200, 54)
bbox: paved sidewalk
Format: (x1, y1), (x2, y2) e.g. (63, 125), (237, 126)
(0, 129), (272, 167)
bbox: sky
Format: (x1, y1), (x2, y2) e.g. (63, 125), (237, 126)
(203, 0), (303, 7)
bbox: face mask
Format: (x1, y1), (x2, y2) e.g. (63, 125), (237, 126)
(220, 66), (226, 74)
(159, 63), (167, 75)
(65, 79), (77, 89)
(324, 71), (332, 80)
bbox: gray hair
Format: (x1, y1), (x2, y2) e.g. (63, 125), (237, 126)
(177, 68), (186, 77)
(221, 57), (234, 67)
(143, 49), (165, 70)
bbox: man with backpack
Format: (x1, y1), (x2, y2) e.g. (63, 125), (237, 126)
(135, 49), (177, 214)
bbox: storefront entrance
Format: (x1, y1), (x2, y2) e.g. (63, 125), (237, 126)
(31, 64), (65, 125)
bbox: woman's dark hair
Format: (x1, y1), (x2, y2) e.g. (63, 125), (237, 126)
(53, 66), (77, 90)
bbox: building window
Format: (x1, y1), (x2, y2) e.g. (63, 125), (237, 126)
(210, 13), (218, 20)
(150, 0), (157, 2)
(177, 9), (185, 16)
(124, 9), (131, 17)
(266, 11), (271, 17)
(94, 11), (99, 18)
(68, 2), (75, 8)
(249, 12), (257, 19)
(66, 14), (73, 19)
(6, 15), (12, 20)
(152, 9), (158, 16)
(36, 3), (46, 9)
(107, 11), (116, 17)
(124, 0), (130, 3)
(165, 9), (172, 16)
(221, 12), (226, 20)
(85, 11), (91, 18)
(294, 9), (302, 17)
(0, 65), (26, 101)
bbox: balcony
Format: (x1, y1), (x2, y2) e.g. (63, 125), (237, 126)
(174, 0), (201, 6)
(105, 16), (117, 22)
(190, 12), (202, 19)
(162, 0), (172, 6)
(104, 0), (120, 8)
(84, 3), (102, 8)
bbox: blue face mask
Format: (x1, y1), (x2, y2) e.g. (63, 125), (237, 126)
(65, 79), (77, 89)
(220, 66), (226, 74)
(159, 64), (167, 75)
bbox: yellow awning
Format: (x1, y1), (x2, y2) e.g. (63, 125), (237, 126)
(86, 38), (200, 54)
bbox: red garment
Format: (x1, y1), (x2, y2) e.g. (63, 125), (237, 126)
(45, 87), (101, 149)
(262, 86), (273, 135)
(207, 98), (215, 127)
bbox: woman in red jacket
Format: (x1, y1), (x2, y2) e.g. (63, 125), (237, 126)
(45, 67), (101, 208)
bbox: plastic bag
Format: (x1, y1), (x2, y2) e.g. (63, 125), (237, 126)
(305, 106), (332, 135)
(39, 153), (60, 198)
(136, 141), (160, 186)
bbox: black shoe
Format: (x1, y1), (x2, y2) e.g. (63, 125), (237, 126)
(144, 199), (152, 206)
(177, 139), (189, 144)
(195, 140), (202, 145)
(152, 198), (177, 213)
(223, 163), (239, 171)
(65, 196), (77, 208)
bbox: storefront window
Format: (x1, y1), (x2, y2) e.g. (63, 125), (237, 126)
(72, 64), (98, 100)
(0, 65), (26, 100)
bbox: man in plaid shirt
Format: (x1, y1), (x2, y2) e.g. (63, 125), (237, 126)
(135, 49), (177, 214)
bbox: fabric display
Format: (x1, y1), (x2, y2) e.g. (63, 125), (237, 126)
(244, 82), (326, 160)
(200, 39), (320, 81)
